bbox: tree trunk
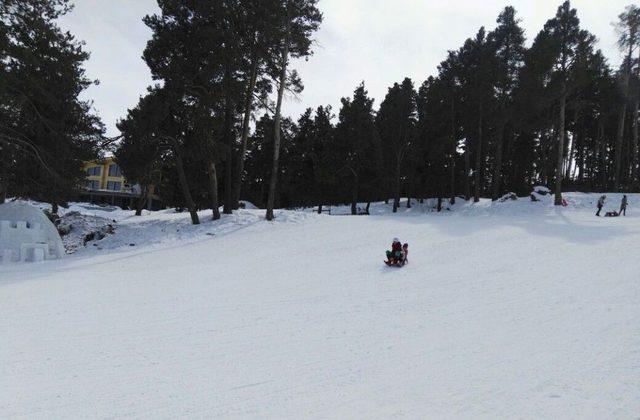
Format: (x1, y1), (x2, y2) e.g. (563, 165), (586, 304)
(393, 159), (400, 212)
(449, 98), (456, 205)
(266, 16), (291, 221)
(350, 178), (358, 215)
(437, 197), (442, 212)
(0, 179), (6, 204)
(222, 70), (234, 215)
(576, 134), (584, 182)
(565, 108), (578, 182)
(233, 54), (259, 209)
(449, 158), (456, 205)
(317, 204), (322, 214)
(634, 48), (640, 187)
(633, 99), (639, 187)
(174, 150), (199, 225)
(463, 137), (470, 201)
(597, 118), (606, 189)
(406, 196), (411, 208)
(474, 111), (483, 202)
(51, 201), (59, 216)
(366, 202), (371, 214)
(207, 160), (221, 220)
(555, 88), (567, 206)
(135, 185), (149, 216)
(614, 104), (627, 190)
(492, 122), (505, 201)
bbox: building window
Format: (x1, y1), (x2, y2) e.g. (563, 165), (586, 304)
(106, 181), (121, 191)
(86, 180), (100, 190)
(108, 164), (122, 177)
(86, 166), (101, 176)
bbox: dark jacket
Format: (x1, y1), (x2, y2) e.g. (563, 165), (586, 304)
(392, 241), (402, 252)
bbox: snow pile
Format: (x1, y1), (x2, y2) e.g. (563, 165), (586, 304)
(533, 185), (551, 195)
(56, 211), (116, 254)
(239, 200), (258, 210)
(5, 200), (319, 257)
(498, 192), (518, 202)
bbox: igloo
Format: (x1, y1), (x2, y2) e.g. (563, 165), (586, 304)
(0, 201), (65, 263)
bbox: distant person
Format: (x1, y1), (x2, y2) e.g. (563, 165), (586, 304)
(596, 195), (606, 217)
(620, 195), (628, 216)
(385, 238), (403, 265)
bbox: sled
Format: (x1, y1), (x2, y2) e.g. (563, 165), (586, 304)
(384, 260), (407, 267)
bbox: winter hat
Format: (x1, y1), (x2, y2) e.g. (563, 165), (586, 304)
(393, 237), (400, 243)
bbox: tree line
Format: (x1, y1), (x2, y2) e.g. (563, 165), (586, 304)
(1, 1), (640, 221)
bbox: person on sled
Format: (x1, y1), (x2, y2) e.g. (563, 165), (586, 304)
(386, 238), (403, 265)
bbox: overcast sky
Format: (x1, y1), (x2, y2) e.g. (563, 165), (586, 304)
(59, 0), (632, 136)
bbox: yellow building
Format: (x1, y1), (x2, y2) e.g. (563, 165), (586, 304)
(81, 157), (161, 210)
(83, 157), (127, 192)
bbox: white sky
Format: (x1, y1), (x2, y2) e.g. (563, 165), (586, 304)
(59, 0), (632, 136)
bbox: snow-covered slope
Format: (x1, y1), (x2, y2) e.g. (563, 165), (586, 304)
(1, 194), (639, 418)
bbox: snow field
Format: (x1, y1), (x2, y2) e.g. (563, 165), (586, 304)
(1, 193), (639, 418)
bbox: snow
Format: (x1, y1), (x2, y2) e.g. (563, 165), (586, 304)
(1, 193), (639, 418)
(533, 185), (551, 194)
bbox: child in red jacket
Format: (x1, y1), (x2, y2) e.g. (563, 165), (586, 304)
(385, 238), (403, 265)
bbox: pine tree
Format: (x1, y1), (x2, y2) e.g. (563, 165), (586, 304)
(614, 5), (640, 186)
(265, 0), (322, 220)
(488, 6), (525, 199)
(457, 27), (496, 201)
(332, 83), (381, 214)
(415, 76), (453, 207)
(232, 0), (281, 209)
(376, 78), (417, 212)
(0, 0), (103, 210)
(540, 1), (582, 205)
(118, 88), (202, 224)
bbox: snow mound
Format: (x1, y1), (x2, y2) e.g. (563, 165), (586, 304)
(0, 201), (64, 263)
(498, 192), (518, 202)
(239, 200), (258, 209)
(57, 211), (116, 254)
(532, 185), (551, 194)
(54, 205), (319, 256)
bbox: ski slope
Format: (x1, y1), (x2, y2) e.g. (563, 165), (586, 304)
(2, 194), (639, 418)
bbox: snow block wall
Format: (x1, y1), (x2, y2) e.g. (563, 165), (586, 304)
(0, 202), (65, 263)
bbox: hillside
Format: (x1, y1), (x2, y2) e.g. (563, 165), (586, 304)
(1, 193), (639, 418)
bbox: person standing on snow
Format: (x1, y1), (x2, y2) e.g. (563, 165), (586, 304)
(620, 195), (628, 216)
(386, 238), (403, 264)
(596, 195), (606, 217)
